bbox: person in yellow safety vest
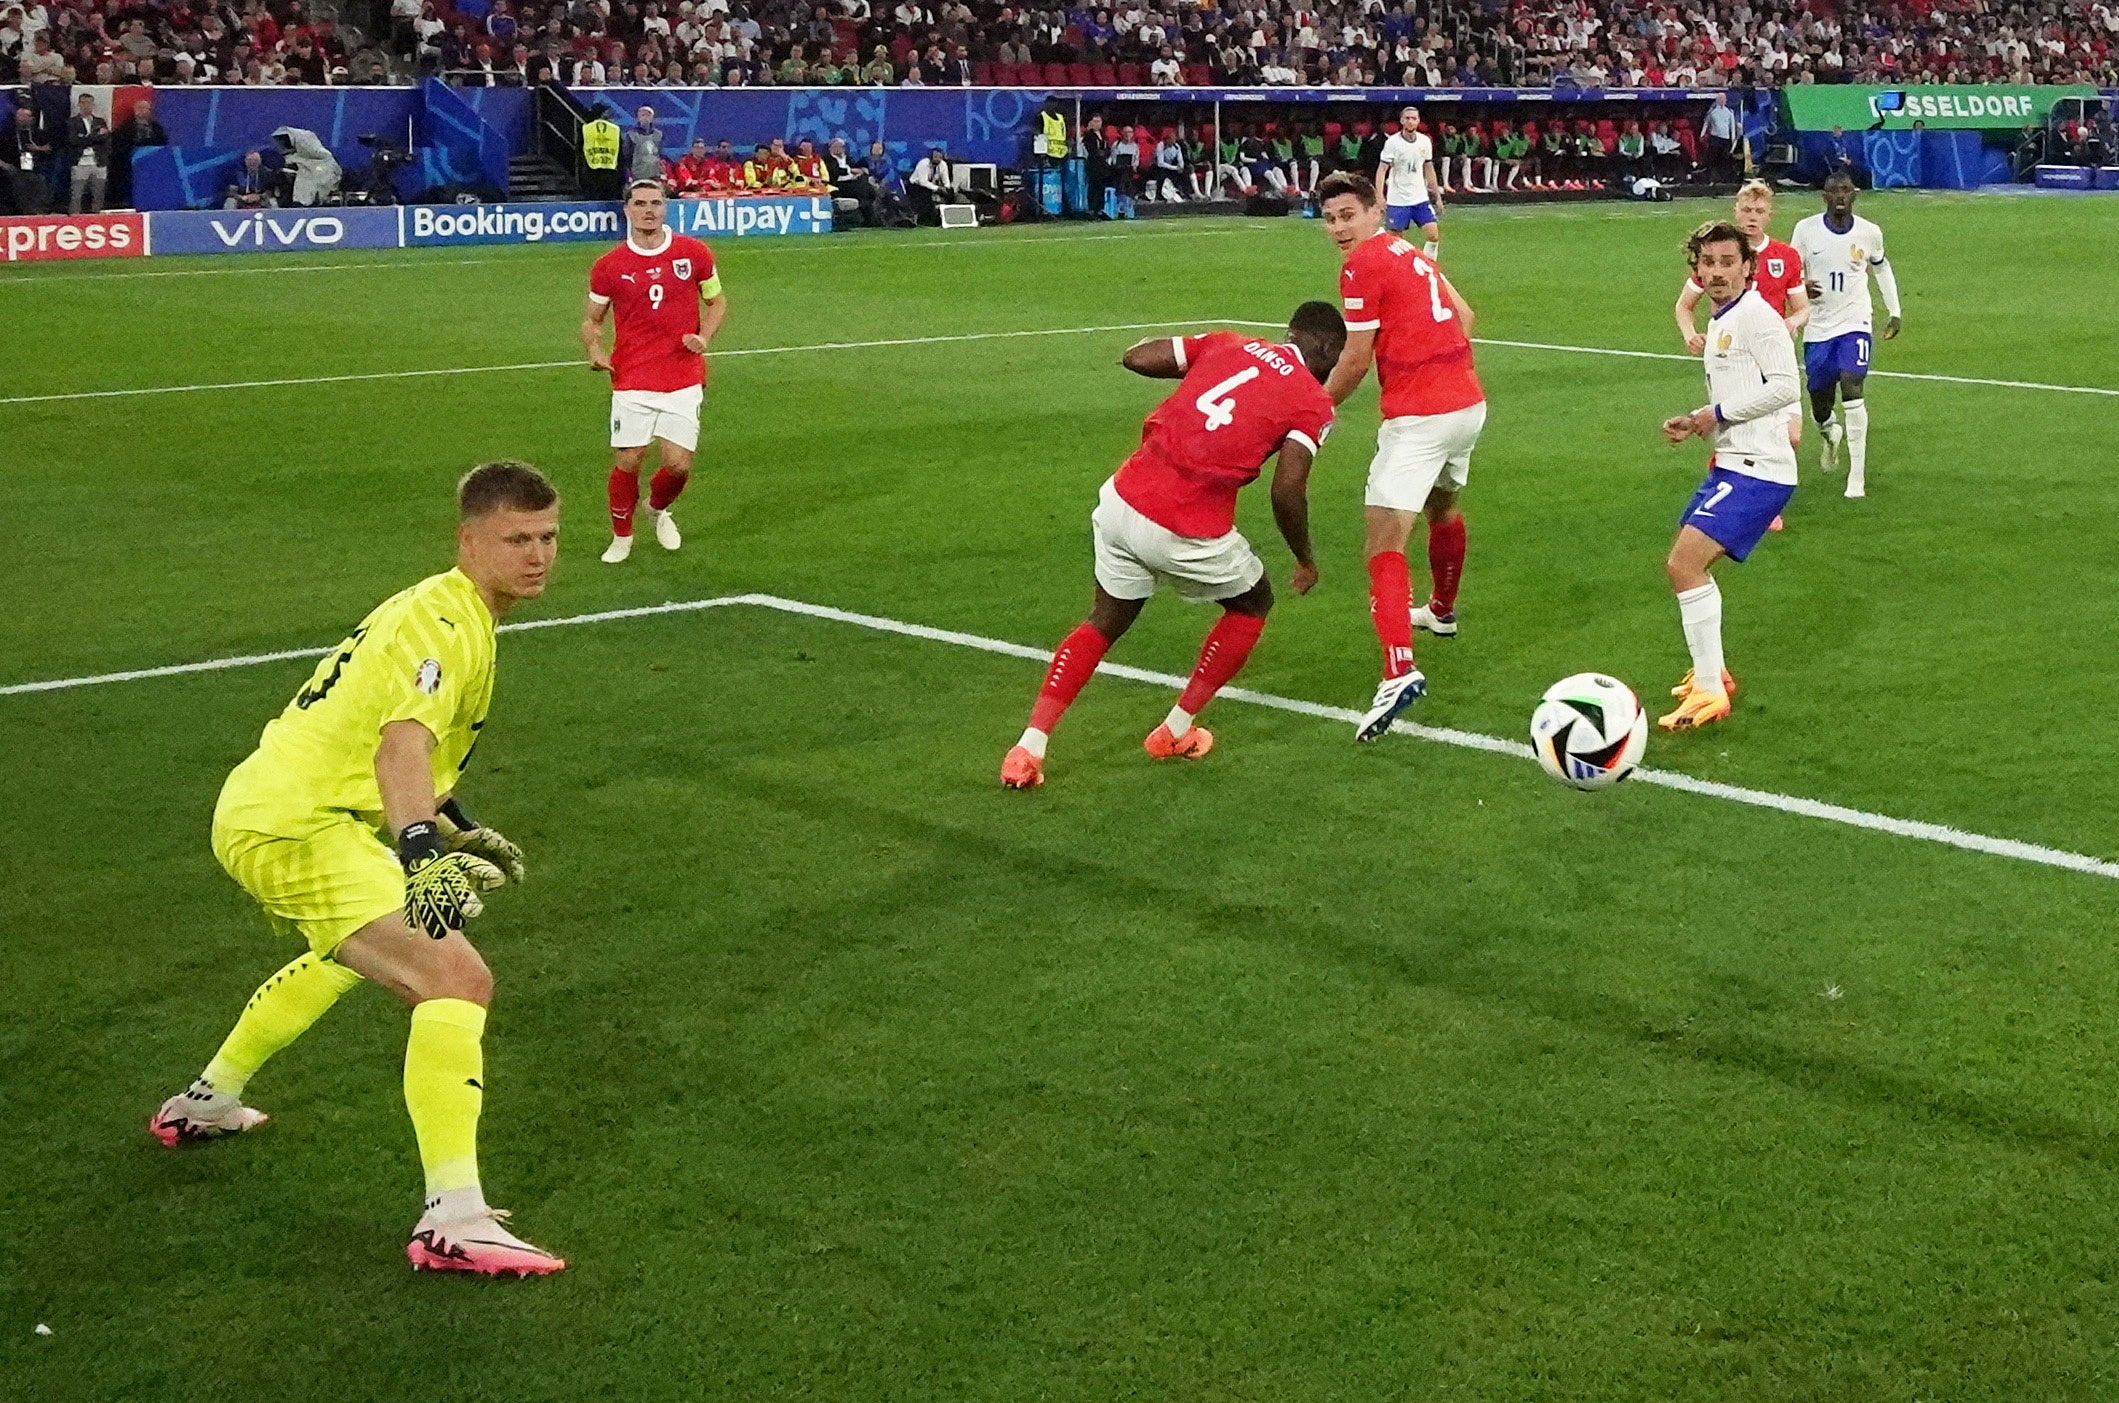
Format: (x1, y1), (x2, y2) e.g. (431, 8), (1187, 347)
(740, 143), (786, 190)
(583, 114), (621, 171)
(1039, 104), (1068, 164)
(789, 138), (832, 192)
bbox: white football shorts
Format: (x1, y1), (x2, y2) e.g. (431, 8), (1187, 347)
(1091, 478), (1264, 604)
(610, 384), (704, 452)
(1364, 401), (1488, 512)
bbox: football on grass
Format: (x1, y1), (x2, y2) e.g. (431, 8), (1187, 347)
(1531, 673), (1647, 790)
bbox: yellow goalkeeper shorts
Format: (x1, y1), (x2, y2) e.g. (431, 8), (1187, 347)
(212, 817), (405, 956)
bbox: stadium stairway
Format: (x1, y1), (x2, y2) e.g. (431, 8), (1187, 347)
(508, 154), (581, 202)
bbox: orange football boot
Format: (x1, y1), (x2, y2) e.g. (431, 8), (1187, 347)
(1143, 724), (1214, 760)
(1669, 667), (1738, 699)
(1000, 746), (1045, 789)
(1657, 688), (1733, 732)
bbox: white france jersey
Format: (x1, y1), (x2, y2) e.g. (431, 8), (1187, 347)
(1379, 131), (1432, 205)
(1791, 212), (1888, 341)
(1702, 289), (1801, 485)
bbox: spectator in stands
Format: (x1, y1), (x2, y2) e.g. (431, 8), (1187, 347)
(224, 149), (276, 208)
(1150, 44), (1178, 84)
(626, 105), (669, 183)
(20, 28), (61, 82)
(862, 44), (893, 82)
(64, 90), (108, 212)
(108, 97), (167, 209)
(1, 101), (52, 213)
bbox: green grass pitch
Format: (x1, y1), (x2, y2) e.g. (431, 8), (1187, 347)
(5, 192), (2119, 1400)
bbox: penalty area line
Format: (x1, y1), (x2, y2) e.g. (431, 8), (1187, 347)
(7, 588), (2117, 884)
(0, 321), (1226, 406)
(735, 592), (2119, 884)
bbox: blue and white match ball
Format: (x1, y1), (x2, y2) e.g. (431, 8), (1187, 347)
(1531, 673), (1647, 790)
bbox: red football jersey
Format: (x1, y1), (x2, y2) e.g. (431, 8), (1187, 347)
(1686, 235), (1803, 315)
(1339, 232), (1484, 420)
(1112, 331), (1336, 538)
(587, 231), (718, 393)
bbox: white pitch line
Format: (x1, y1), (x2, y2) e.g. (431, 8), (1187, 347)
(0, 594), (751, 696)
(1226, 323), (2119, 399)
(730, 592), (2119, 883)
(0, 321), (1212, 406)
(6, 587), (2116, 879)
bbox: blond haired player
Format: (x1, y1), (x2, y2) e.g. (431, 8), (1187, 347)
(1674, 180), (1808, 531)
(150, 462), (565, 1278)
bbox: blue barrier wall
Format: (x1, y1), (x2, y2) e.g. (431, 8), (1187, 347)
(573, 85), (1052, 172)
(1793, 127), (2014, 189)
(133, 85), (529, 208)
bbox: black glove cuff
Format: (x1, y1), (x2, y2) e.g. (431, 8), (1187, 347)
(397, 820), (445, 869)
(438, 797), (477, 832)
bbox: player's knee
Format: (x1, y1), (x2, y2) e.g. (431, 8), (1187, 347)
(1839, 374), (1866, 401)
(431, 945), (494, 1007)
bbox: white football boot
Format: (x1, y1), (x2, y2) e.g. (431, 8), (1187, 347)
(649, 507), (682, 551)
(601, 534), (634, 564)
(1355, 670), (1428, 743)
(150, 1084), (268, 1146)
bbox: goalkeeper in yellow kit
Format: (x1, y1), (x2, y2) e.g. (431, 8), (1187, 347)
(151, 461), (565, 1277)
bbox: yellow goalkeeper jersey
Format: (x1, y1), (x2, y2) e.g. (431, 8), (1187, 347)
(216, 569), (497, 839)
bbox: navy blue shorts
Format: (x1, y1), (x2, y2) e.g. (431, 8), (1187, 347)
(1804, 331), (1872, 391)
(1386, 201), (1437, 232)
(1679, 465), (1795, 562)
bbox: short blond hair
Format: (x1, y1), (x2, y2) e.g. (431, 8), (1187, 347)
(1735, 179), (1774, 205)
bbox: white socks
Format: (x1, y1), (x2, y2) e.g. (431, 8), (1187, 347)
(1015, 728), (1048, 759)
(422, 1184), (491, 1226)
(1843, 399), (1869, 496)
(1163, 706), (1195, 740)
(1423, 239), (1440, 261)
(1677, 581), (1726, 696)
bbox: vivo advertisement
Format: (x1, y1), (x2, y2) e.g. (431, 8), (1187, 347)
(151, 207), (403, 255)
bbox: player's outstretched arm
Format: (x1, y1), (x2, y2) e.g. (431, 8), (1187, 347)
(1269, 438), (1319, 594)
(1674, 281), (1705, 352)
(378, 722), (503, 939)
(580, 295), (613, 372)
(1783, 282), (1810, 337)
(1324, 328), (1375, 405)
(1443, 277), (1475, 337)
(1873, 257), (1902, 339)
(1120, 337), (1184, 378)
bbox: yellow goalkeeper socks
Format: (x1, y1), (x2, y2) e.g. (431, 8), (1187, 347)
(201, 953), (363, 1097)
(404, 998), (487, 1202)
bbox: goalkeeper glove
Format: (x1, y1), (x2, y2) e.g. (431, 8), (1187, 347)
(437, 799), (527, 885)
(398, 820), (506, 941)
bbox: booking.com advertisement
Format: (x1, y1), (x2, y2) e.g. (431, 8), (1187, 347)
(0, 196), (829, 264)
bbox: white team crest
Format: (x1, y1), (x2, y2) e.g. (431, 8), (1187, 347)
(415, 658), (443, 695)
(673, 257), (692, 280)
(1765, 256), (1784, 278)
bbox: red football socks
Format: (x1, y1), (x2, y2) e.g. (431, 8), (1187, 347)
(648, 467), (689, 512)
(1177, 611), (1266, 717)
(607, 466), (639, 537)
(1428, 514), (1466, 614)
(1027, 623), (1113, 735)
(1367, 551), (1416, 679)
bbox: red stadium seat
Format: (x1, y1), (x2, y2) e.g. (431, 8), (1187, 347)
(1116, 63), (1143, 85)
(1042, 63), (1070, 86)
(1322, 121), (1343, 143)
(1091, 63), (1118, 85)
(972, 61), (994, 84)
(998, 62), (1026, 85)
(1596, 119), (1619, 153)
(1183, 63), (1211, 85)
(1067, 63), (1094, 86)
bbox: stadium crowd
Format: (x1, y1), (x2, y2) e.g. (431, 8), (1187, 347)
(0, 0), (2112, 90)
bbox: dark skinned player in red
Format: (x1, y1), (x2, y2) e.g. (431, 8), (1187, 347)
(1002, 302), (1346, 789)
